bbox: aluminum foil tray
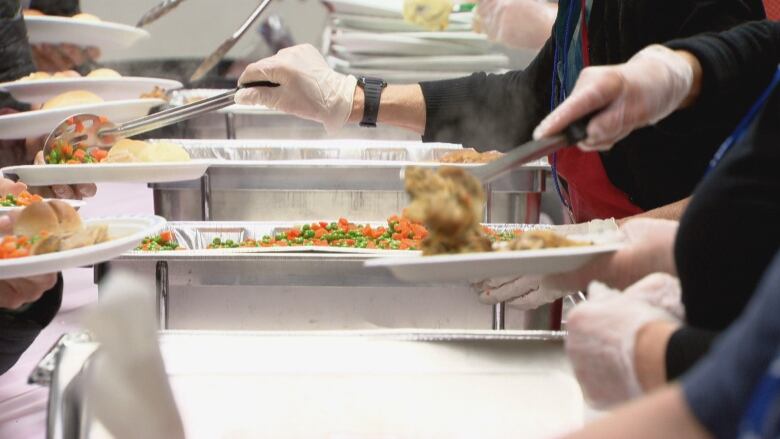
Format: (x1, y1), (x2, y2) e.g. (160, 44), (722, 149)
(150, 138), (469, 163)
(128, 221), (550, 257)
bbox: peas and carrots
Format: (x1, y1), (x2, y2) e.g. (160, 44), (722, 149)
(0, 191), (43, 207)
(136, 231), (182, 251)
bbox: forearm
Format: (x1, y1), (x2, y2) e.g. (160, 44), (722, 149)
(348, 84), (426, 134)
(634, 320), (678, 392)
(618, 197), (690, 226)
(560, 385), (711, 439)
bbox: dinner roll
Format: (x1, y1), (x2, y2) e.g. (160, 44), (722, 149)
(71, 13), (101, 22)
(42, 90), (103, 110)
(87, 68), (121, 78)
(13, 202), (60, 237)
(48, 200), (83, 234)
(106, 139), (150, 162)
(22, 9), (44, 16)
(16, 71), (50, 81)
(52, 70), (81, 79)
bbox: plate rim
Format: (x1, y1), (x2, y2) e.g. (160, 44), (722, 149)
(0, 97), (165, 121)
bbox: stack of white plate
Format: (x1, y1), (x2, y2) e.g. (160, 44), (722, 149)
(322, 0), (509, 82)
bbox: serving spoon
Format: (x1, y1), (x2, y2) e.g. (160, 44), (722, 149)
(41, 81), (277, 164)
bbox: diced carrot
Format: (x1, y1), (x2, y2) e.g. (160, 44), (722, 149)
(91, 149), (108, 160)
(315, 228), (326, 239)
(73, 149), (86, 161)
(159, 230), (173, 243)
(61, 143), (73, 156)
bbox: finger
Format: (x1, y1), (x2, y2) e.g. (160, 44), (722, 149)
(74, 184), (97, 199)
(533, 69), (620, 140)
(51, 184), (76, 199)
(34, 150), (45, 165)
(234, 87), (282, 108)
(238, 60), (278, 85)
(86, 46), (101, 60)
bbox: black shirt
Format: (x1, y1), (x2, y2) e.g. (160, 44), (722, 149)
(664, 20), (780, 378)
(418, 0), (765, 212)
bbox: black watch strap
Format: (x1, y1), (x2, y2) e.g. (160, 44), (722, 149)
(357, 76), (386, 128)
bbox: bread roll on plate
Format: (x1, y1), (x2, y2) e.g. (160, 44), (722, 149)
(16, 71), (51, 81)
(138, 142), (190, 162)
(87, 68), (121, 78)
(42, 90), (103, 110)
(71, 13), (101, 22)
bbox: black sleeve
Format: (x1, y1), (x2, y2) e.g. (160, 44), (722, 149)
(665, 20), (780, 113)
(0, 1), (35, 83)
(29, 0), (80, 16)
(665, 326), (718, 380)
(418, 38), (554, 151)
(0, 273), (63, 375)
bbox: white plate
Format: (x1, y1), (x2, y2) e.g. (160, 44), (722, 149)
(365, 243), (625, 282)
(328, 53), (508, 71)
(322, 0), (405, 18)
(2, 161), (210, 185)
(0, 198), (85, 216)
(331, 13), (473, 32)
(330, 32), (490, 55)
(24, 16), (150, 51)
(0, 98), (165, 139)
(332, 64), (479, 82)
(0, 77), (182, 104)
(0, 215), (165, 279)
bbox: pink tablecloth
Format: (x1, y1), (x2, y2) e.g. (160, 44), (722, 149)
(0, 183), (154, 438)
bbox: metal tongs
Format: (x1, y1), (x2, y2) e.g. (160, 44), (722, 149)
(190, 0), (274, 82)
(41, 81), (278, 163)
(402, 114), (591, 184)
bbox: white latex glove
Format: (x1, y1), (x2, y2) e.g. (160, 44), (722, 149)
(403, 0), (453, 31)
(236, 44), (357, 133)
(471, 218), (678, 310)
(475, 0), (556, 49)
(534, 44), (694, 150)
(565, 273), (684, 409)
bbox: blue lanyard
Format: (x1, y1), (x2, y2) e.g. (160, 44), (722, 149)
(739, 349), (780, 438)
(549, 0), (579, 212)
(706, 67), (780, 175)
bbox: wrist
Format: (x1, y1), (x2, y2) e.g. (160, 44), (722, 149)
(675, 50), (702, 108)
(348, 86), (365, 124)
(635, 320), (679, 392)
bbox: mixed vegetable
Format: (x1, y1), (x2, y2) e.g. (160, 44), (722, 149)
(135, 217), (527, 253)
(136, 230), (182, 251)
(209, 216), (429, 250)
(0, 232), (48, 259)
(0, 191), (43, 207)
(46, 117), (109, 164)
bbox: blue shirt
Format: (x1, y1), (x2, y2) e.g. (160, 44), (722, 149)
(683, 250), (780, 439)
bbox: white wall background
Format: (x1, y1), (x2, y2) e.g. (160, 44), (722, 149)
(80, 0), (329, 61)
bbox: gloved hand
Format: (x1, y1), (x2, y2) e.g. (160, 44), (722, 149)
(235, 44), (357, 133)
(471, 218), (678, 310)
(474, 0), (556, 50)
(403, 0), (453, 31)
(565, 273), (684, 408)
(534, 44), (694, 150)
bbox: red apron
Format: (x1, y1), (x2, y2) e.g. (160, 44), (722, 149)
(551, 0), (644, 223)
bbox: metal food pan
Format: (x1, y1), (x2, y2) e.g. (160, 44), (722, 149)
(149, 138), (472, 162)
(39, 330), (583, 439)
(147, 140), (548, 222)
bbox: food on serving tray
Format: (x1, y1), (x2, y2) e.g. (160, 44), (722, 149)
(87, 68), (121, 78)
(208, 217), (430, 250)
(404, 166), (590, 255)
(15, 71), (52, 81)
(2, 200), (109, 259)
(71, 13), (101, 22)
(0, 191), (43, 207)
(438, 149), (504, 164)
(404, 166), (491, 255)
(42, 90), (103, 110)
(136, 231), (181, 251)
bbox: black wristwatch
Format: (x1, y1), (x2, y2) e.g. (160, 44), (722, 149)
(357, 76), (387, 128)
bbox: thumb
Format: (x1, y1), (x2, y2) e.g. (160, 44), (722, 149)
(234, 87), (281, 108)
